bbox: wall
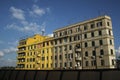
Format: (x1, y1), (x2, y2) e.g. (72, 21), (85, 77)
(0, 69), (120, 80)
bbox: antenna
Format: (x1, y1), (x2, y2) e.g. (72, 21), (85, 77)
(41, 28), (45, 36)
(41, 23), (46, 36)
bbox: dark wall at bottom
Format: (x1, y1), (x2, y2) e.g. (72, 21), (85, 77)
(0, 69), (120, 80)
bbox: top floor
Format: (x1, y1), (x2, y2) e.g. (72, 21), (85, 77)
(53, 15), (112, 38)
(18, 34), (51, 47)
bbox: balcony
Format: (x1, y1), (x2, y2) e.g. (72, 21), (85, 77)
(37, 61), (41, 64)
(37, 54), (41, 57)
(75, 56), (81, 61)
(68, 50), (73, 53)
(91, 56), (95, 59)
(75, 48), (81, 53)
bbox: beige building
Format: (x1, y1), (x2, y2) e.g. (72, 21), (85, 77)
(53, 15), (116, 69)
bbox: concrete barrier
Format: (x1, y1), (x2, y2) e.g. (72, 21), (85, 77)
(0, 69), (120, 80)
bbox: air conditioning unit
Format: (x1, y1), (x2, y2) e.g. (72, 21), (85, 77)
(91, 56), (95, 59)
(84, 57), (86, 59)
(99, 55), (103, 58)
(64, 67), (66, 69)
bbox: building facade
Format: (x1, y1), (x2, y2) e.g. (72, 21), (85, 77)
(16, 34), (53, 70)
(53, 15), (116, 69)
(35, 37), (53, 70)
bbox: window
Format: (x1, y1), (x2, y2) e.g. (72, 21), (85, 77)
(91, 60), (96, 66)
(99, 40), (103, 45)
(92, 50), (96, 56)
(97, 21), (102, 27)
(101, 60), (105, 66)
(51, 63), (52, 67)
(47, 64), (48, 68)
(64, 45), (67, 51)
(111, 49), (113, 55)
(55, 63), (57, 67)
(42, 64), (44, 68)
(69, 37), (72, 42)
(55, 56), (57, 60)
(33, 58), (35, 62)
(112, 59), (115, 65)
(47, 49), (49, 53)
(64, 37), (67, 42)
(42, 57), (45, 61)
(74, 36), (77, 41)
(59, 46), (62, 53)
(60, 32), (62, 36)
(107, 22), (110, 26)
(64, 31), (67, 35)
(84, 25), (87, 30)
(85, 51), (88, 57)
(64, 62), (67, 67)
(91, 23), (95, 29)
(65, 54), (67, 58)
(70, 62), (72, 67)
(100, 49), (104, 55)
(59, 55), (62, 60)
(78, 27), (80, 32)
(47, 42), (49, 46)
(69, 29), (72, 34)
(43, 42), (45, 47)
(69, 45), (72, 50)
(54, 33), (57, 38)
(85, 61), (89, 66)
(30, 64), (31, 68)
(59, 39), (62, 44)
(55, 40), (57, 45)
(42, 50), (44, 54)
(91, 32), (94, 37)
(85, 42), (88, 47)
(109, 30), (111, 35)
(92, 41), (95, 46)
(78, 35), (80, 40)
(110, 39), (112, 45)
(99, 30), (102, 36)
(68, 54), (71, 59)
(55, 47), (57, 53)
(84, 34), (87, 39)
(60, 63), (62, 67)
(71, 54), (73, 58)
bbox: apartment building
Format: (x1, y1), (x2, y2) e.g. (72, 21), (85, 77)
(53, 15), (116, 69)
(36, 37), (53, 70)
(16, 34), (53, 70)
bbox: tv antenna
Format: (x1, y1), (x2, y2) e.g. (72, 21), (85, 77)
(41, 23), (46, 36)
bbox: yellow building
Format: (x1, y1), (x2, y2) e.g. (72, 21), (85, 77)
(36, 37), (53, 70)
(16, 34), (53, 70)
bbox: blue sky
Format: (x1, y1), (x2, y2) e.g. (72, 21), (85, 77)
(0, 0), (120, 67)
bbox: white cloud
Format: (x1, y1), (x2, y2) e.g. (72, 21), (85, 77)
(116, 47), (120, 58)
(47, 34), (53, 37)
(7, 22), (45, 34)
(30, 5), (49, 17)
(8, 40), (18, 46)
(3, 47), (17, 54)
(7, 5), (50, 34)
(10, 6), (25, 20)
(0, 51), (4, 57)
